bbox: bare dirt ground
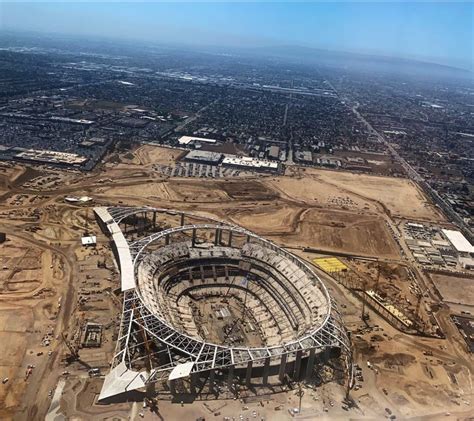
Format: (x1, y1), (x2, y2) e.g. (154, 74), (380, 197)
(285, 166), (444, 221)
(265, 174), (377, 212)
(0, 144), (470, 421)
(0, 235), (66, 420)
(430, 273), (474, 306)
(0, 163), (25, 190)
(227, 205), (399, 258)
(134, 144), (186, 166)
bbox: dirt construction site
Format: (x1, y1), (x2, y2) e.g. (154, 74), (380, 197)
(0, 144), (472, 420)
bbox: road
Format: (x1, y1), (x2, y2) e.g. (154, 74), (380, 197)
(174, 99), (219, 132)
(351, 102), (423, 182)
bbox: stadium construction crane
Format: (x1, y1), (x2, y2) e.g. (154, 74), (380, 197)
(62, 313), (86, 364)
(361, 261), (380, 324)
(374, 261), (381, 295)
(61, 333), (79, 362)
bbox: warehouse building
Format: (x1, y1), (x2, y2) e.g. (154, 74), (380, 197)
(183, 150), (223, 165)
(178, 136), (218, 147)
(442, 229), (474, 257)
(222, 156), (279, 173)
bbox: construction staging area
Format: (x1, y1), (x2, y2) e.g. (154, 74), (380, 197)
(0, 144), (472, 420)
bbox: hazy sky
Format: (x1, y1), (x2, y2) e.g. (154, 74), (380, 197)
(1, 2), (473, 69)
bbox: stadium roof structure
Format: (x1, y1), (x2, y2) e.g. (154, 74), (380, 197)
(94, 206), (351, 400)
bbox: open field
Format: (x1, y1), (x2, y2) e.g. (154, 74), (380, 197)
(225, 203), (304, 235)
(134, 144), (186, 166)
(285, 166), (444, 221)
(0, 163), (25, 190)
(226, 205), (400, 258)
(97, 181), (172, 201)
(265, 175), (377, 212)
(0, 236), (63, 419)
(293, 208), (399, 258)
(430, 273), (474, 305)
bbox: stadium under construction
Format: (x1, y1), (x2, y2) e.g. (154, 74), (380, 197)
(94, 206), (351, 401)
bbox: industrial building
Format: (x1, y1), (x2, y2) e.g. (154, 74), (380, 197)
(182, 151), (280, 173)
(81, 235), (97, 246)
(94, 206), (350, 401)
(442, 229), (474, 257)
(183, 150), (223, 165)
(295, 150), (313, 163)
(268, 145), (280, 160)
(221, 156), (279, 172)
(178, 135), (218, 146)
(14, 148), (87, 167)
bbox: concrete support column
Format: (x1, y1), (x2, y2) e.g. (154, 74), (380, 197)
(228, 230), (233, 247)
(245, 361), (253, 387)
(293, 350), (303, 381)
(165, 234), (170, 245)
(278, 353), (287, 383)
(190, 372), (198, 395)
(152, 211), (157, 228)
(208, 369), (215, 392)
(324, 346), (331, 362)
(246, 235), (251, 243)
(227, 365), (234, 391)
(192, 228), (196, 247)
(305, 348), (316, 380)
(180, 213), (185, 226)
(263, 357), (271, 385)
(214, 228), (220, 246)
(224, 265), (229, 280)
(169, 379), (177, 395)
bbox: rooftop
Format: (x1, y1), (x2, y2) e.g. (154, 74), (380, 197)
(442, 229), (474, 254)
(222, 156), (278, 169)
(178, 135), (217, 145)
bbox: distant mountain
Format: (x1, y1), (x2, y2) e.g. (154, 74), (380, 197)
(233, 45), (473, 80)
(1, 29), (471, 81)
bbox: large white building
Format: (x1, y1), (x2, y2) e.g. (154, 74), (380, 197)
(442, 229), (474, 256)
(222, 156), (279, 172)
(178, 135), (217, 146)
